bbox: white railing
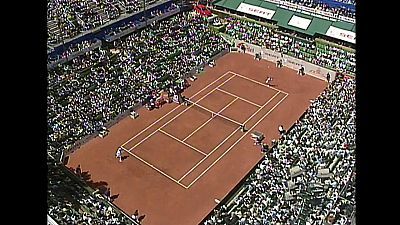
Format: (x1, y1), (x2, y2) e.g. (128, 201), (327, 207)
(47, 214), (59, 225)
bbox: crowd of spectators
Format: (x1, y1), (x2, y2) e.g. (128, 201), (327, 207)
(47, 11), (228, 159)
(275, 0), (355, 19)
(314, 43), (356, 74)
(204, 74), (356, 225)
(102, 3), (179, 39)
(224, 17), (356, 74)
(47, 156), (137, 224)
(48, 39), (101, 64)
(47, 0), (121, 45)
(47, 0), (165, 45)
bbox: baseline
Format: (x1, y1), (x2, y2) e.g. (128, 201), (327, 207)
(122, 149), (189, 189)
(229, 71), (289, 95)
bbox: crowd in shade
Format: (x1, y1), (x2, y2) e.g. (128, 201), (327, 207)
(47, 0), (162, 45)
(103, 3), (179, 38)
(47, 156), (138, 224)
(276, 0), (356, 18)
(224, 17), (356, 74)
(47, 11), (228, 159)
(48, 39), (100, 64)
(203, 74), (355, 225)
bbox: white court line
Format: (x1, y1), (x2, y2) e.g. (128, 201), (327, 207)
(216, 88), (262, 108)
(178, 127), (241, 182)
(120, 146), (129, 151)
(178, 91), (281, 183)
(182, 97), (239, 142)
(123, 150), (189, 189)
(229, 71), (289, 95)
(126, 74), (238, 152)
(186, 93), (289, 188)
(120, 71), (233, 148)
(158, 129), (207, 156)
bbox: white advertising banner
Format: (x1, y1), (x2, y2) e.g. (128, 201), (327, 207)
(288, 15), (312, 30)
(237, 3), (276, 20)
(339, 15), (356, 24)
(325, 26), (356, 44)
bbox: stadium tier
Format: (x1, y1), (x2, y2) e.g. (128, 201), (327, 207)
(47, 1), (356, 224)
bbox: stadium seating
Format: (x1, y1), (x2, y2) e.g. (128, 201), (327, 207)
(47, 0), (162, 46)
(224, 17), (356, 75)
(47, 11), (228, 160)
(264, 0), (356, 19)
(203, 74), (356, 225)
(47, 155), (138, 224)
(47, 3), (356, 224)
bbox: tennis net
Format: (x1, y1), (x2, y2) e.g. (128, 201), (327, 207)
(185, 99), (244, 130)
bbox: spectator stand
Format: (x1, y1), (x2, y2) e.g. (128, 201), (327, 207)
(184, 48), (230, 79)
(203, 74), (356, 225)
(200, 107), (304, 225)
(101, 1), (180, 42)
(47, 0), (172, 51)
(48, 39), (102, 70)
(316, 0), (355, 12)
(47, 155), (139, 225)
(232, 38), (336, 80)
(263, 0), (355, 23)
(48, 11), (230, 163)
(213, 11), (355, 76)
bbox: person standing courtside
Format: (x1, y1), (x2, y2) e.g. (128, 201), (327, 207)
(115, 147), (123, 162)
(326, 72), (331, 83)
(278, 125), (285, 135)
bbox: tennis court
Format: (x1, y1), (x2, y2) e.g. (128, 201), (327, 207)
(67, 52), (326, 225)
(119, 71), (288, 189)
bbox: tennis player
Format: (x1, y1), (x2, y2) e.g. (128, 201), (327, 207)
(116, 147), (123, 162)
(265, 77), (273, 86)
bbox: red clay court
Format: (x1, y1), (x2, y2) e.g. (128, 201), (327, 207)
(67, 52), (327, 225)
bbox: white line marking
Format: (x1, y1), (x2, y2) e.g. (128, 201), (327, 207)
(120, 146), (129, 151)
(183, 97), (239, 142)
(123, 150), (189, 189)
(187, 93), (289, 188)
(120, 71), (234, 148)
(178, 127), (241, 182)
(126, 74), (237, 152)
(216, 88), (262, 108)
(229, 71), (289, 95)
(243, 91), (280, 124)
(185, 99), (243, 128)
(178, 91), (281, 183)
(158, 129), (207, 156)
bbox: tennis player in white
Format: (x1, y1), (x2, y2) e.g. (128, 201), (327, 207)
(116, 147), (123, 162)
